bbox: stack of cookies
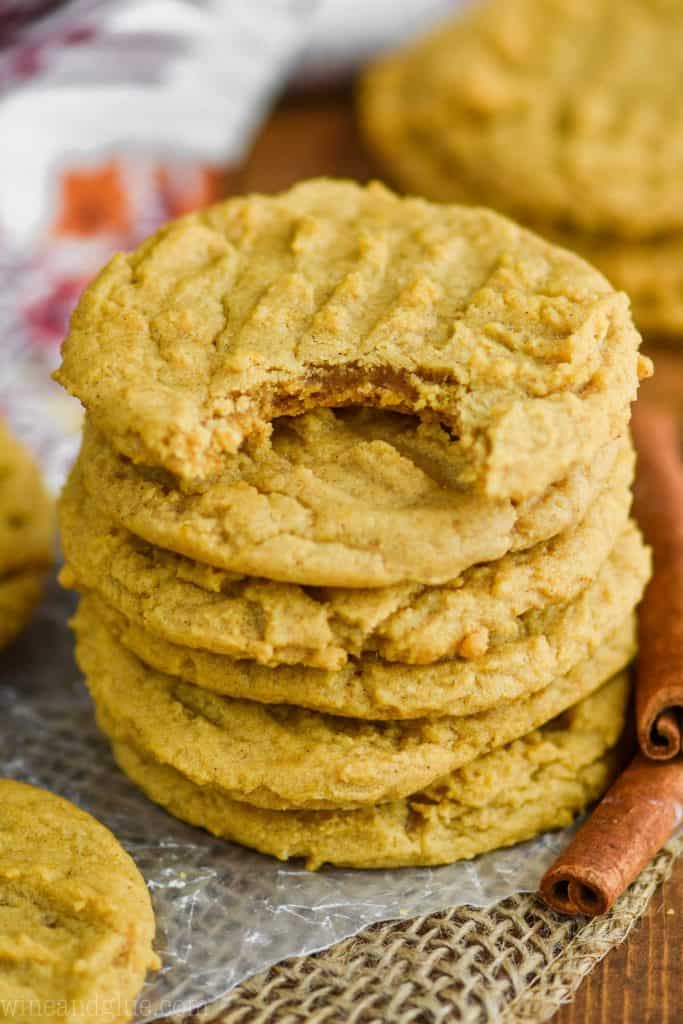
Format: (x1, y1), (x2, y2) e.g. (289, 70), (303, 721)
(360, 0), (683, 341)
(56, 179), (651, 869)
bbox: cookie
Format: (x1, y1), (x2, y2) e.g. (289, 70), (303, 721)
(56, 179), (646, 498)
(59, 442), (634, 669)
(74, 605), (635, 811)
(108, 670), (629, 869)
(360, 1), (683, 240)
(0, 421), (53, 649)
(0, 571), (46, 651)
(0, 779), (158, 1023)
(0, 420), (52, 579)
(77, 414), (628, 588)
(78, 517), (648, 720)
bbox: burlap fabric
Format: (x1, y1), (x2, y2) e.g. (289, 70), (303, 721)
(186, 834), (682, 1023)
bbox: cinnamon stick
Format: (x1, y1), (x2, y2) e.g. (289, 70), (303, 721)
(540, 754), (683, 916)
(539, 401), (683, 917)
(632, 403), (683, 759)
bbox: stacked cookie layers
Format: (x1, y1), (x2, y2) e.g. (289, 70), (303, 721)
(360, 0), (683, 340)
(57, 179), (651, 869)
(0, 420), (52, 651)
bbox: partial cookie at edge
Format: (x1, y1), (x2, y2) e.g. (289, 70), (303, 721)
(0, 779), (158, 1024)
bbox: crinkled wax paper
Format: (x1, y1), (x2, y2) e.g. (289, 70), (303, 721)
(2, 577), (580, 1019)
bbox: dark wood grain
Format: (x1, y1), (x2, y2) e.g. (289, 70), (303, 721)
(231, 88), (373, 195)
(230, 90), (683, 1024)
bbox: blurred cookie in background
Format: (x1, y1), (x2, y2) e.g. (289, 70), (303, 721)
(360, 0), (683, 342)
(0, 420), (52, 651)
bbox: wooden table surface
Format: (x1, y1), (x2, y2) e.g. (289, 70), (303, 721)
(229, 89), (683, 1024)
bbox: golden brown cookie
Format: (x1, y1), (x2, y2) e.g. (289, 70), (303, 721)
(0, 420), (53, 649)
(73, 604), (635, 812)
(108, 670), (629, 869)
(0, 779), (159, 1024)
(0, 421), (52, 578)
(78, 515), (648, 720)
(59, 442), (634, 670)
(360, 1), (683, 240)
(0, 571), (46, 651)
(77, 414), (628, 588)
(56, 179), (646, 497)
